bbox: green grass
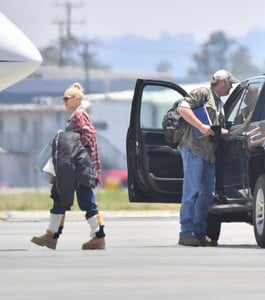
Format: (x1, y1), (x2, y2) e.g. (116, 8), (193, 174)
(0, 188), (180, 211)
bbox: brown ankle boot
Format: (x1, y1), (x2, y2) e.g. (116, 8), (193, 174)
(31, 230), (57, 250)
(82, 236), (106, 250)
(82, 224), (106, 250)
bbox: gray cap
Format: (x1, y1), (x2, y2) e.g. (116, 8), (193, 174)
(211, 70), (239, 84)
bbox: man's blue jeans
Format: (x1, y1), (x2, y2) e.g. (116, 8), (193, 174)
(179, 146), (215, 239)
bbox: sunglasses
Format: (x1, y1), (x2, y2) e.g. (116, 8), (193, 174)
(63, 95), (75, 102)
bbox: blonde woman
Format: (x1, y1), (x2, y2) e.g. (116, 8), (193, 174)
(31, 82), (106, 250)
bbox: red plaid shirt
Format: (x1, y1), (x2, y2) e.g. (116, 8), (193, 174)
(66, 106), (101, 181)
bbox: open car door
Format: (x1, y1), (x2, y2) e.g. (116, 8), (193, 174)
(222, 79), (264, 200)
(126, 79), (188, 203)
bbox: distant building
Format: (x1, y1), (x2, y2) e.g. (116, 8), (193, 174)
(0, 66), (175, 104)
(0, 102), (69, 188)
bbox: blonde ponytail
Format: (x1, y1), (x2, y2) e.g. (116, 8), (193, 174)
(64, 82), (84, 100)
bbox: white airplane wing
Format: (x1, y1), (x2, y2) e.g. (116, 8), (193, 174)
(0, 12), (42, 91)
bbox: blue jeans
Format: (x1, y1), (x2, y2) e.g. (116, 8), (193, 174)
(179, 147), (215, 239)
(50, 183), (98, 219)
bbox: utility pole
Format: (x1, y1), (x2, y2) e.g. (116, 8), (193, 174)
(79, 40), (94, 93)
(53, 1), (94, 93)
(53, 1), (84, 66)
(57, 20), (64, 66)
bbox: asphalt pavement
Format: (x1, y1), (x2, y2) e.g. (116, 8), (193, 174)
(1, 211), (265, 300)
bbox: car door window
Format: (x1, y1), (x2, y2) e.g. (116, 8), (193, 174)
(226, 88), (245, 124)
(227, 83), (261, 125)
(140, 85), (184, 129)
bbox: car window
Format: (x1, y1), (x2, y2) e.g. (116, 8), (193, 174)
(226, 88), (245, 124)
(140, 85), (184, 129)
(227, 83), (261, 125)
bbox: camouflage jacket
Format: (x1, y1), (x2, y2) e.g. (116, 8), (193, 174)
(178, 86), (225, 163)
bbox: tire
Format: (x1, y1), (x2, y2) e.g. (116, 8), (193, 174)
(253, 174), (265, 248)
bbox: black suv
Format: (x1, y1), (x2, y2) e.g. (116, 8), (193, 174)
(126, 77), (265, 248)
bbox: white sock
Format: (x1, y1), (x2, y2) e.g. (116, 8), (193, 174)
(87, 215), (99, 237)
(47, 214), (64, 233)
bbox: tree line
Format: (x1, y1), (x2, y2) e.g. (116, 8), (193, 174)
(187, 31), (260, 80)
(40, 30), (261, 80)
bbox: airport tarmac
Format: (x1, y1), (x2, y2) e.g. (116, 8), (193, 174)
(1, 211), (265, 300)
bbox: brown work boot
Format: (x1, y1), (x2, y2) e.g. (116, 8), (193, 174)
(178, 234), (201, 247)
(31, 230), (57, 250)
(82, 225), (106, 250)
(82, 236), (106, 250)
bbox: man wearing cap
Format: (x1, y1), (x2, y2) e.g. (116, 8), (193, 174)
(176, 69), (239, 247)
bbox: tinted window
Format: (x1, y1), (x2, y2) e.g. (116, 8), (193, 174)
(227, 83), (261, 125)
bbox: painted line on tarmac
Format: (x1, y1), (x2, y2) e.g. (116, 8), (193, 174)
(0, 210), (179, 222)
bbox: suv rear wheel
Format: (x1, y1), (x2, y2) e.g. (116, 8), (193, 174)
(253, 174), (265, 248)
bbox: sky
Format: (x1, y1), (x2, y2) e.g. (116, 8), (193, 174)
(2, 0), (265, 49)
